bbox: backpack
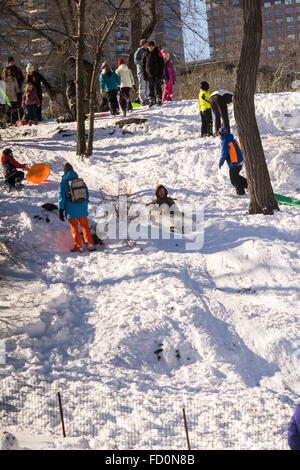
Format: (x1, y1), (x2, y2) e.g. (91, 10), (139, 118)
(68, 178), (88, 203)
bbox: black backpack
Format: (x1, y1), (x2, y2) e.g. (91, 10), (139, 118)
(68, 178), (88, 203)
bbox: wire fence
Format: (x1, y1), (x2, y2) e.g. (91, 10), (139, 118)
(0, 378), (291, 450)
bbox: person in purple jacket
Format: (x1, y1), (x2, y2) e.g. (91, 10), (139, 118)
(288, 404), (300, 450)
(21, 82), (40, 125)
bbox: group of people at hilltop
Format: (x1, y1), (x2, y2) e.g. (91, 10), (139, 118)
(1, 57), (53, 126)
(99, 39), (176, 116)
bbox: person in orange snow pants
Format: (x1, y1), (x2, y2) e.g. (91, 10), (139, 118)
(58, 163), (95, 252)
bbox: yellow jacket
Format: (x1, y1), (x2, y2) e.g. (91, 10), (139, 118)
(199, 89), (211, 112)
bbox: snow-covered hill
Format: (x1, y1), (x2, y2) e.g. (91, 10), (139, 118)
(0, 93), (300, 449)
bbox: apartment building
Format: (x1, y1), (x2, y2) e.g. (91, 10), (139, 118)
(205, 0), (300, 69)
(0, 0), (185, 80)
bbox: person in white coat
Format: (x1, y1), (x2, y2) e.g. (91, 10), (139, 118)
(116, 58), (135, 116)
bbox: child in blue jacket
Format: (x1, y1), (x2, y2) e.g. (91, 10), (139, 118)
(100, 62), (120, 116)
(218, 128), (248, 196)
(58, 163), (95, 252)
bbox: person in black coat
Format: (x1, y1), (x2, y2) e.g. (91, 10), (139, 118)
(209, 89), (233, 135)
(141, 41), (164, 106)
(25, 63), (53, 121)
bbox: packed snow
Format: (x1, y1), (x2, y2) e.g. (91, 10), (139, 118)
(0, 92), (300, 450)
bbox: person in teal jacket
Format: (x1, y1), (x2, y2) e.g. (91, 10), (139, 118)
(58, 163), (95, 252)
(100, 62), (120, 116)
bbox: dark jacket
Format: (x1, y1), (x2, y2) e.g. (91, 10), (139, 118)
(141, 47), (164, 80)
(66, 80), (76, 104)
(7, 65), (24, 89)
(150, 185), (176, 208)
(288, 404), (300, 450)
(26, 71), (52, 98)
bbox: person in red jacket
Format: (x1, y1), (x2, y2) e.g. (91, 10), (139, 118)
(1, 148), (28, 191)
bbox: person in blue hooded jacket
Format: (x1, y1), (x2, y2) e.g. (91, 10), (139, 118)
(58, 163), (95, 252)
(288, 404), (300, 450)
(218, 128), (248, 196)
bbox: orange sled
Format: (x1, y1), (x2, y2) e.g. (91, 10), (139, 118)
(26, 163), (51, 184)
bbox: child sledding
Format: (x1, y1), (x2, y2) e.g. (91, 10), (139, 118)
(148, 184), (184, 233)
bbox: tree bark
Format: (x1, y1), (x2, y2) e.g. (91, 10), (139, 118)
(234, 0), (279, 214)
(75, 0), (87, 156)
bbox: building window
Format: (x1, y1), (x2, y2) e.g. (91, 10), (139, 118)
(275, 9), (282, 15)
(286, 17), (294, 22)
(267, 37), (274, 43)
(264, 2), (271, 7)
(277, 26), (284, 32)
(274, 0), (281, 4)
(214, 19), (220, 25)
(287, 25), (295, 31)
(212, 10), (219, 16)
(266, 28), (273, 34)
(267, 46), (275, 51)
(225, 35), (232, 41)
(214, 28), (221, 34)
(224, 26), (231, 32)
(264, 11), (272, 17)
(268, 54), (275, 60)
(265, 20), (273, 25)
(276, 18), (283, 23)
(278, 44), (285, 50)
(285, 0), (292, 4)
(215, 37), (221, 42)
(286, 8), (293, 14)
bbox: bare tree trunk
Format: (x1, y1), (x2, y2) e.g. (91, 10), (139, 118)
(128, 0), (158, 81)
(86, 1), (126, 156)
(234, 0), (278, 214)
(75, 0), (87, 156)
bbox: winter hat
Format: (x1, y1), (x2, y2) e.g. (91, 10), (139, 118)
(2, 148), (13, 156)
(161, 50), (169, 59)
(140, 39), (148, 46)
(217, 128), (228, 137)
(26, 63), (34, 73)
(200, 81), (209, 91)
(7, 56), (14, 63)
(101, 61), (109, 69)
(64, 163), (74, 174)
(118, 58), (125, 66)
(155, 184), (168, 197)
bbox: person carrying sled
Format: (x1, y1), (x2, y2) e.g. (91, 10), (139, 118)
(198, 81), (213, 138)
(218, 128), (248, 196)
(1, 148), (29, 191)
(115, 58), (135, 116)
(58, 163), (95, 253)
(141, 41), (164, 107)
(210, 89), (233, 135)
(100, 62), (120, 116)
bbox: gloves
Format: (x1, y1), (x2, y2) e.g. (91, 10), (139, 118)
(58, 209), (65, 222)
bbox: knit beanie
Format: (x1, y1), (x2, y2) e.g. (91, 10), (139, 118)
(26, 63), (34, 73)
(118, 58), (125, 66)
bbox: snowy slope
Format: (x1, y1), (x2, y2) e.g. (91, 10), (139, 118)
(0, 93), (300, 449)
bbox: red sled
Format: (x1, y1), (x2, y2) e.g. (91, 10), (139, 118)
(16, 121), (29, 126)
